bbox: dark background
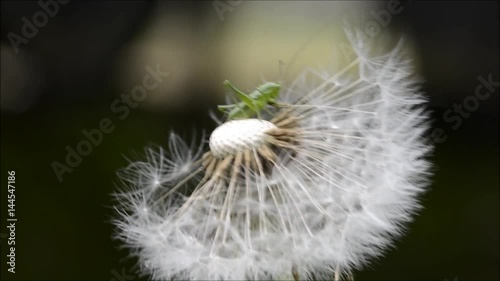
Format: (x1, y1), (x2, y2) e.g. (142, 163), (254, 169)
(0, 1), (498, 280)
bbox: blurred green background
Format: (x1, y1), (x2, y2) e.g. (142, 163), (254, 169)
(1, 1), (498, 280)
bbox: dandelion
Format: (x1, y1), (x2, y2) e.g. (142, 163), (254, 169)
(113, 31), (432, 281)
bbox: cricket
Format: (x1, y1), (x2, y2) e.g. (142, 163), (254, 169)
(218, 80), (281, 119)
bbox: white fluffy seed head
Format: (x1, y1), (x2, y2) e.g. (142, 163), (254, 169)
(209, 119), (277, 158)
(114, 30), (432, 281)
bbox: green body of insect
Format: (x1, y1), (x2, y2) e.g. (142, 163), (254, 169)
(218, 80), (281, 119)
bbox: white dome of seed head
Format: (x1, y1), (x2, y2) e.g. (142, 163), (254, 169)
(209, 119), (277, 158)
(114, 30), (432, 281)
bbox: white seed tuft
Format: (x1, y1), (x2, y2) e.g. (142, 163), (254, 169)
(209, 119), (277, 158)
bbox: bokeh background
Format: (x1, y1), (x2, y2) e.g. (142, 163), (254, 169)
(0, 1), (498, 280)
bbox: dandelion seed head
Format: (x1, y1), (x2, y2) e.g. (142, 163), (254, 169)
(113, 30), (432, 280)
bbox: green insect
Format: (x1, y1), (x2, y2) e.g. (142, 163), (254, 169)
(218, 80), (281, 119)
